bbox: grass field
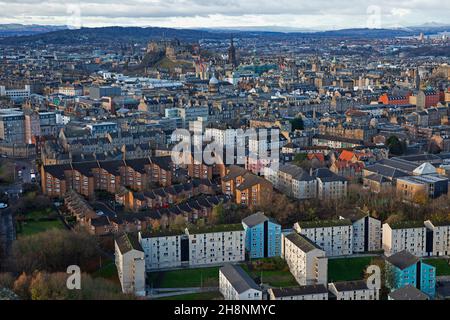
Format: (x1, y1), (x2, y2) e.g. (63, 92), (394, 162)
(19, 219), (65, 236)
(148, 258), (298, 289)
(148, 267), (220, 288)
(93, 262), (120, 283)
(241, 265), (297, 287)
(26, 208), (56, 220)
(156, 291), (223, 300)
(423, 258), (450, 276)
(241, 258), (298, 288)
(328, 257), (374, 282)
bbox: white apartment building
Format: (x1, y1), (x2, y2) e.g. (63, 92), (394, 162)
(58, 85), (83, 96)
(382, 222), (427, 257)
(313, 168), (348, 200)
(347, 214), (382, 253)
(0, 110), (25, 144)
(0, 85), (31, 100)
(268, 284), (329, 300)
(179, 106), (209, 128)
(205, 127), (237, 147)
(328, 280), (379, 300)
(316, 176), (348, 200)
(248, 128), (286, 155)
(139, 224), (245, 271)
(114, 233), (146, 296)
(292, 175), (318, 200)
(263, 164), (317, 200)
(219, 264), (262, 300)
(187, 225), (245, 266)
(283, 232), (328, 286)
(263, 166), (279, 188)
(139, 231), (183, 270)
(294, 219), (353, 256)
(424, 220), (450, 256)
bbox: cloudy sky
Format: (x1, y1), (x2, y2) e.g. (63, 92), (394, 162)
(0, 0), (449, 30)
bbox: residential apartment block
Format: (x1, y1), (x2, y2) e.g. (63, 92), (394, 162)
(41, 156), (173, 198)
(328, 280), (379, 300)
(313, 168), (348, 200)
(343, 212), (382, 253)
(264, 164), (317, 200)
(114, 233), (146, 296)
(139, 224), (245, 271)
(382, 221), (427, 257)
(222, 165), (273, 209)
(283, 232), (328, 286)
(294, 219), (353, 256)
(242, 212), (281, 259)
(268, 284), (329, 300)
(219, 264), (262, 300)
(424, 219), (450, 256)
(385, 250), (436, 298)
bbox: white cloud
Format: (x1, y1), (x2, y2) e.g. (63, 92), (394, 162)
(0, 0), (448, 29)
(391, 8), (411, 17)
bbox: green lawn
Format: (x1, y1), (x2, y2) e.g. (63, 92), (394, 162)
(423, 258), (450, 276)
(241, 265), (297, 287)
(148, 267), (220, 288)
(19, 219), (65, 236)
(242, 258), (298, 288)
(328, 257), (373, 282)
(26, 208), (56, 220)
(93, 262), (120, 283)
(148, 258), (298, 289)
(156, 291), (222, 300)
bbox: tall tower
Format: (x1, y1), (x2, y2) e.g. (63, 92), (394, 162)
(415, 68), (421, 90)
(228, 35), (237, 68)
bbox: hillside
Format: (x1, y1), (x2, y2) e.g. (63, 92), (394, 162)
(1, 25), (449, 46)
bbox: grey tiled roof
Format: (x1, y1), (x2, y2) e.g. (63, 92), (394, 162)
(285, 232), (322, 252)
(386, 250), (419, 270)
(332, 280), (369, 292)
(220, 264), (260, 294)
(270, 284), (328, 298)
(388, 285), (428, 300)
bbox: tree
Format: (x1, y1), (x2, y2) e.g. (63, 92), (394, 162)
(292, 153), (312, 170)
(413, 191), (428, 206)
(0, 273), (15, 289)
(171, 215), (187, 232)
(290, 117), (304, 131)
(293, 153), (307, 164)
(14, 272), (131, 300)
(149, 219), (161, 232)
(210, 202), (225, 224)
(13, 272), (31, 299)
(386, 136), (406, 156)
(384, 213), (403, 226)
(10, 229), (100, 274)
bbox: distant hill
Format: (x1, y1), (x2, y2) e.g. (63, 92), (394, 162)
(0, 27), (225, 45)
(0, 24), (67, 37)
(1, 25), (449, 46)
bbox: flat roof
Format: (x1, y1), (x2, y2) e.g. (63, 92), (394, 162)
(397, 175), (448, 184)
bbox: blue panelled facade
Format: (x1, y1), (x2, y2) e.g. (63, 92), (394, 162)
(386, 251), (436, 298)
(242, 212), (281, 259)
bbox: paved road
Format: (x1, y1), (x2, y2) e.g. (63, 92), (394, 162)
(0, 158), (37, 197)
(147, 287), (218, 299)
(13, 158), (37, 185)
